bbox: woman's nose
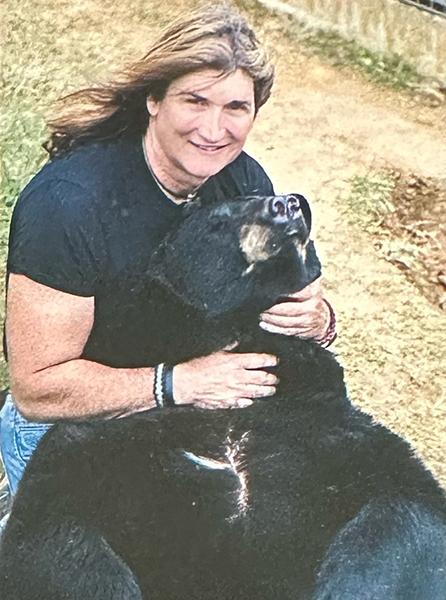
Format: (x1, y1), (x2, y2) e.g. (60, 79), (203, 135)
(197, 108), (225, 142)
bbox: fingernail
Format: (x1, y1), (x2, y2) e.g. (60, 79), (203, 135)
(237, 399), (253, 408)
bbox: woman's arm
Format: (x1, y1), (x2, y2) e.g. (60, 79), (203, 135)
(6, 274), (278, 421)
(6, 273), (156, 421)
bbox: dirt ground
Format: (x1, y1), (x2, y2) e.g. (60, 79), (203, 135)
(241, 10), (446, 485)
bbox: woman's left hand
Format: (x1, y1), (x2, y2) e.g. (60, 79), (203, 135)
(259, 278), (330, 340)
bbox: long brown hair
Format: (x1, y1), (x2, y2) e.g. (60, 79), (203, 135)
(44, 3), (274, 158)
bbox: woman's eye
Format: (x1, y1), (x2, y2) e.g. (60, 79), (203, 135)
(227, 102), (249, 112)
(186, 97), (207, 107)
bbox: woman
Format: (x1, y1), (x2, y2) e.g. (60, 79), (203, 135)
(0, 3), (336, 497)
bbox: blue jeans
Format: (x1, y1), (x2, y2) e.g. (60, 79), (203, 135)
(0, 393), (52, 496)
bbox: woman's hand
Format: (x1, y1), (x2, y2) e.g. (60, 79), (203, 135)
(172, 349), (278, 409)
(259, 278), (330, 340)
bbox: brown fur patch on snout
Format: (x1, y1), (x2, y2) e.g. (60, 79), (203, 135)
(239, 223), (276, 264)
(239, 222), (309, 269)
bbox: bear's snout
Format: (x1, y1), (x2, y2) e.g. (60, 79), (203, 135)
(266, 194), (310, 241)
(268, 195), (301, 224)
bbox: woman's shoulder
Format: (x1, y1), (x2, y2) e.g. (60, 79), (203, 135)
(24, 136), (139, 198)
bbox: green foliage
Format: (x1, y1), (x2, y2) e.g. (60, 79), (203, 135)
(300, 31), (421, 90)
(345, 172), (397, 231)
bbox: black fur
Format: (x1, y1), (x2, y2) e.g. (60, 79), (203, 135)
(0, 195), (445, 599)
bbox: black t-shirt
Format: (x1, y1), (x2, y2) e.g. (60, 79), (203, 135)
(8, 134), (300, 366)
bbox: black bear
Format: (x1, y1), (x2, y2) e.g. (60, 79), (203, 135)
(0, 194), (445, 600)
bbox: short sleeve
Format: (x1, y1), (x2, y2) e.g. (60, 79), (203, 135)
(7, 178), (106, 296)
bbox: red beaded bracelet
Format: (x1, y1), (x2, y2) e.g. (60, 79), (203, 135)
(317, 299), (337, 348)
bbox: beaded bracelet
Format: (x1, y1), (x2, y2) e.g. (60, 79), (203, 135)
(153, 363), (176, 408)
(317, 299), (337, 348)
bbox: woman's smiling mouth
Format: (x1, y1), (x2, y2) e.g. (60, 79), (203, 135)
(190, 141), (229, 153)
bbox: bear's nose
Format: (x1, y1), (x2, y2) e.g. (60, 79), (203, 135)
(268, 195), (302, 224)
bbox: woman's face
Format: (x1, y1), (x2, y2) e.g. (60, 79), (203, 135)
(146, 68), (256, 191)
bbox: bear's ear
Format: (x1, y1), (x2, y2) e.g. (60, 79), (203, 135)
(295, 194), (312, 233)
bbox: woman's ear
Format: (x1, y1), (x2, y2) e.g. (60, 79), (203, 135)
(146, 96), (159, 117)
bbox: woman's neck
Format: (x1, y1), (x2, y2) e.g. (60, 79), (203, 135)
(142, 131), (204, 204)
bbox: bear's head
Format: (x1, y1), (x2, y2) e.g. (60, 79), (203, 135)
(149, 194), (321, 318)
